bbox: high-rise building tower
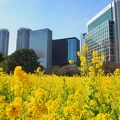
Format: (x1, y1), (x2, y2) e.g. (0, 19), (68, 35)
(80, 33), (86, 53)
(0, 29), (9, 56)
(30, 28), (52, 69)
(16, 28), (31, 49)
(52, 37), (80, 66)
(85, 0), (120, 63)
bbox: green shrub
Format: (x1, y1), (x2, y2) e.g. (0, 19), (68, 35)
(2, 49), (41, 74)
(102, 62), (120, 75)
(54, 65), (80, 76)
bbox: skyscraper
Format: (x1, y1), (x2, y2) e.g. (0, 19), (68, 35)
(16, 28), (31, 49)
(0, 29), (9, 56)
(85, 0), (120, 63)
(30, 28), (52, 69)
(52, 37), (80, 66)
(80, 33), (86, 53)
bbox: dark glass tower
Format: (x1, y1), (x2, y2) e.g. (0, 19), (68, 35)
(52, 37), (80, 66)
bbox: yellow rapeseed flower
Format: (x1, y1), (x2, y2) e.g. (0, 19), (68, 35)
(77, 51), (82, 57)
(35, 89), (46, 98)
(69, 60), (74, 65)
(14, 66), (23, 78)
(96, 63), (101, 69)
(37, 67), (42, 73)
(92, 51), (98, 57)
(114, 68), (120, 75)
(33, 104), (47, 115)
(6, 102), (22, 119)
(14, 97), (22, 105)
(82, 44), (88, 53)
(95, 113), (112, 120)
(14, 66), (29, 86)
(101, 55), (105, 61)
(92, 57), (100, 64)
(90, 100), (97, 107)
(81, 61), (87, 67)
(89, 66), (95, 72)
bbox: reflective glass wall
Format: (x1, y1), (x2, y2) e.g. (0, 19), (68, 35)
(0, 29), (9, 56)
(68, 38), (80, 64)
(30, 29), (52, 69)
(16, 28), (31, 49)
(52, 37), (80, 66)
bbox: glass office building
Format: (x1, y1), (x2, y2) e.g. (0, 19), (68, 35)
(68, 38), (80, 62)
(80, 33), (86, 53)
(30, 28), (52, 69)
(0, 29), (9, 56)
(16, 28), (31, 49)
(85, 0), (120, 63)
(52, 37), (80, 66)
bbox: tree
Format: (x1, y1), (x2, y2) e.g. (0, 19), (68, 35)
(0, 52), (4, 67)
(0, 52), (3, 62)
(2, 49), (41, 74)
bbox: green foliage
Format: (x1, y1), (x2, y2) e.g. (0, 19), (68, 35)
(0, 52), (4, 62)
(0, 52), (4, 67)
(2, 49), (41, 74)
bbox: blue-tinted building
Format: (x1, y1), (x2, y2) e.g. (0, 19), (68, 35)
(30, 28), (52, 69)
(16, 28), (31, 50)
(52, 37), (80, 66)
(0, 29), (9, 56)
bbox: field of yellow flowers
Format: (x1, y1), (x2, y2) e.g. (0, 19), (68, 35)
(0, 66), (120, 120)
(0, 45), (120, 120)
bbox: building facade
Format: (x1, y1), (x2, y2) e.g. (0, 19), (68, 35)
(16, 28), (31, 49)
(0, 29), (9, 56)
(85, 0), (120, 63)
(80, 33), (86, 53)
(52, 37), (80, 66)
(30, 28), (52, 69)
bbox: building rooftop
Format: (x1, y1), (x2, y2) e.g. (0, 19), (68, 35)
(31, 28), (52, 32)
(53, 37), (79, 41)
(87, 1), (114, 26)
(19, 27), (32, 30)
(0, 29), (9, 32)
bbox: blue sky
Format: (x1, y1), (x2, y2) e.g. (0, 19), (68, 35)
(0, 0), (113, 54)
